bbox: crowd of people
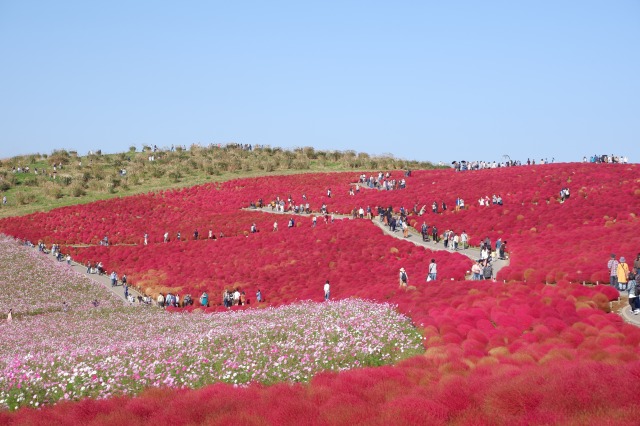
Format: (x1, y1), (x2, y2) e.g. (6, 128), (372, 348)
(155, 292), (192, 308)
(8, 162), (65, 180)
(151, 288), (267, 309)
(584, 154), (629, 164)
(608, 254), (640, 315)
(356, 171), (410, 191)
(453, 159), (524, 170)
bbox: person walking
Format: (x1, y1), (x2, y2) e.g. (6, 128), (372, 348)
(421, 222), (428, 241)
(324, 280), (330, 301)
(399, 268), (408, 289)
(471, 262), (482, 280)
(428, 259), (437, 281)
(483, 261), (493, 280)
(200, 292), (208, 307)
(628, 271), (639, 314)
(608, 254), (620, 289)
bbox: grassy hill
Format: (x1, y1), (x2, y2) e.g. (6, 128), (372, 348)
(0, 145), (440, 218)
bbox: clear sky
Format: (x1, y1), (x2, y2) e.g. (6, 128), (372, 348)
(1, 1), (638, 163)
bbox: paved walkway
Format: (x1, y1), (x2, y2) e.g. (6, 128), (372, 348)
(616, 293), (640, 326)
(71, 260), (145, 303)
(36, 207), (634, 327)
(245, 207), (509, 279)
(370, 219), (509, 279)
(247, 206), (640, 326)
(38, 248), (144, 304)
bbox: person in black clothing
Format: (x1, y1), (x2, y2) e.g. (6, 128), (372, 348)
(499, 241), (507, 259)
(421, 222), (429, 241)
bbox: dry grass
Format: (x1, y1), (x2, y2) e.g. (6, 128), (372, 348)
(0, 145), (442, 218)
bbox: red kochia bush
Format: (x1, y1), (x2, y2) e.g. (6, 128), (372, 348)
(2, 163), (640, 423)
(5, 359), (636, 425)
(2, 163), (639, 284)
(66, 219), (470, 306)
(4, 263), (640, 423)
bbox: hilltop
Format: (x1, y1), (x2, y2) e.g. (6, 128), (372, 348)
(0, 145), (440, 218)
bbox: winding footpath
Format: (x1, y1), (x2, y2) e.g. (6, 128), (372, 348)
(247, 206), (639, 326)
(34, 247), (144, 304)
(245, 206), (509, 278)
(32, 203), (636, 326)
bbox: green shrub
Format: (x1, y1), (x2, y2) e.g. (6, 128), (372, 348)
(205, 166), (220, 176)
(129, 175), (141, 185)
(150, 167), (165, 178)
(59, 175), (72, 186)
(70, 184), (86, 197)
(44, 182), (63, 199)
(22, 176), (39, 187)
(168, 170), (182, 183)
(0, 180), (12, 191)
(15, 191), (36, 205)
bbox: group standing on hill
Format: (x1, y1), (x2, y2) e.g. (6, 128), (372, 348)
(608, 253), (640, 314)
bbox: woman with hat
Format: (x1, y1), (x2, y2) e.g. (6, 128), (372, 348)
(399, 268), (408, 289)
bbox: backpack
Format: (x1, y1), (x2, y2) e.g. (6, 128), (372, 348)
(483, 265), (493, 279)
(401, 272), (407, 282)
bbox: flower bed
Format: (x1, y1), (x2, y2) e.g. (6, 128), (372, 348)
(63, 219), (470, 305)
(0, 297), (422, 410)
(0, 237), (122, 316)
(1, 163), (638, 284)
(0, 257), (636, 423)
(1, 163), (640, 423)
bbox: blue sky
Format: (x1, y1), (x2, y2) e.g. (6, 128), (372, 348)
(1, 1), (638, 163)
